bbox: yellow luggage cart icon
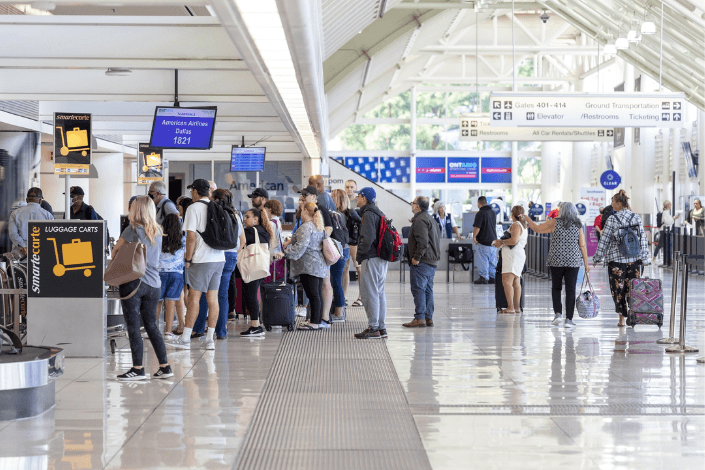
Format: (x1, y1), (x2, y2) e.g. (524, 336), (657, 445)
(56, 126), (89, 157)
(47, 238), (94, 277)
(141, 152), (162, 172)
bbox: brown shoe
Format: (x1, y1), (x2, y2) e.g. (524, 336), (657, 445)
(425, 319), (434, 327)
(403, 318), (426, 328)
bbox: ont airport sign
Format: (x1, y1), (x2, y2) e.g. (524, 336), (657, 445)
(489, 92), (686, 128)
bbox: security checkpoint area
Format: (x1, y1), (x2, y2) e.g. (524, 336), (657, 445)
(0, 1), (704, 469)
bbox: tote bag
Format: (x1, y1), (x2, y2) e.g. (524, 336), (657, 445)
(322, 232), (342, 266)
(237, 228), (270, 283)
(104, 229), (146, 300)
(575, 272), (600, 319)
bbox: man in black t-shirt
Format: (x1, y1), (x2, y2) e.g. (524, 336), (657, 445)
(472, 196), (498, 284)
(299, 185), (334, 325)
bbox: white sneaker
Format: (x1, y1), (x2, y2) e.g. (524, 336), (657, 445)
(164, 332), (175, 341)
(551, 314), (564, 327)
(165, 335), (191, 349)
(201, 339), (215, 350)
(564, 319), (577, 328)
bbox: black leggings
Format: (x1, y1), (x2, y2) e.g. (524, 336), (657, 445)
(242, 278), (262, 322)
(300, 274), (324, 325)
(120, 281), (167, 367)
(550, 266), (580, 320)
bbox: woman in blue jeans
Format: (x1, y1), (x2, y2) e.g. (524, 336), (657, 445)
(192, 189), (242, 339)
(113, 196), (173, 381)
(329, 190), (350, 322)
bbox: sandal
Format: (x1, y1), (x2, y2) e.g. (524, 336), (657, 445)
(352, 299), (363, 307)
(172, 328), (183, 336)
(498, 309), (516, 314)
(297, 322), (320, 330)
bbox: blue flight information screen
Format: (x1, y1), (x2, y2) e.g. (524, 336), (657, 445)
(150, 107), (217, 149)
(231, 147), (266, 172)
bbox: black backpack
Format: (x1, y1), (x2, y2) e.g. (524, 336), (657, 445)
(330, 211), (349, 246)
(346, 211), (360, 244)
(656, 211), (663, 228)
(196, 200), (238, 250)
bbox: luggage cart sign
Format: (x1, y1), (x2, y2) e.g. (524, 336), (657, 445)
(459, 116), (613, 141)
(27, 221), (104, 298)
(488, 92), (686, 128)
(54, 112), (92, 174)
(138, 143), (163, 185)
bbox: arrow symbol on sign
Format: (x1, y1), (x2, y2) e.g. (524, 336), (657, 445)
(493, 112), (501, 120)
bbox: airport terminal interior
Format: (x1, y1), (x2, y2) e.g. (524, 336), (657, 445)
(0, 0), (704, 469)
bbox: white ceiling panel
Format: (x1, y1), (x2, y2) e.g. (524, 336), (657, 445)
(322, 0), (382, 60)
(325, 62), (367, 113)
(329, 94), (360, 136)
(366, 29), (415, 84)
(410, 9), (463, 55)
(360, 69), (395, 109)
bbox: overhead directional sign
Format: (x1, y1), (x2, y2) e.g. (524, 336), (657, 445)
(489, 92), (686, 128)
(460, 116), (613, 141)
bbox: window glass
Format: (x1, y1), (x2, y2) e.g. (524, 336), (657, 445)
(416, 124), (446, 150)
(362, 91), (411, 119)
(416, 91), (447, 118)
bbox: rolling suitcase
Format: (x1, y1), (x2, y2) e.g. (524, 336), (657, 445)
(627, 277), (664, 328)
(261, 262), (296, 331)
(495, 251), (525, 312)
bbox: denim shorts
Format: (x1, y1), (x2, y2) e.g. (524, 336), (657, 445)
(159, 271), (184, 301)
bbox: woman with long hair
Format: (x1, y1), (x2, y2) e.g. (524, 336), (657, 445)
(160, 214), (186, 340)
(263, 199), (285, 283)
(522, 202), (590, 327)
(274, 202), (327, 329)
(492, 206), (528, 314)
(329, 189), (350, 321)
(172, 196), (193, 335)
(112, 196), (173, 380)
(593, 190), (648, 327)
(238, 207), (274, 337)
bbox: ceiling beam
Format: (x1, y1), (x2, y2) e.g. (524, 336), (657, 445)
(420, 45), (601, 54)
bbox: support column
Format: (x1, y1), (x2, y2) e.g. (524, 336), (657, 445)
(89, 152), (124, 239)
(410, 86), (417, 201)
(511, 142), (518, 205)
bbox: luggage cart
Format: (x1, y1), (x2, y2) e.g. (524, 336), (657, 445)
(48, 238), (94, 277)
(106, 286), (127, 354)
(55, 125), (89, 157)
(0, 254), (28, 343)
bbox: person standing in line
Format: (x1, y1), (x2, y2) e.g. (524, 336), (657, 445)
(353, 187), (389, 339)
(113, 196), (173, 381)
(594, 207), (604, 242)
(309, 174), (336, 212)
(330, 189), (351, 322)
(344, 179), (363, 307)
(9, 187), (54, 259)
(492, 206), (529, 314)
(170, 196), (192, 335)
(653, 200), (679, 263)
(432, 200), (463, 239)
(248, 187), (268, 211)
(472, 196), (497, 285)
(165, 179), (225, 350)
(403, 196), (440, 328)
(522, 202), (590, 327)
(67, 186), (99, 220)
(593, 190), (649, 327)
(263, 199), (285, 283)
(148, 181), (178, 225)
(274, 202), (327, 329)
(159, 214), (186, 341)
(238, 207), (274, 337)
(688, 198), (704, 236)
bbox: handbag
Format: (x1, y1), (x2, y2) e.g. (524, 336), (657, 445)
(103, 229), (146, 300)
(575, 272), (600, 319)
(322, 232), (342, 266)
(237, 227), (270, 283)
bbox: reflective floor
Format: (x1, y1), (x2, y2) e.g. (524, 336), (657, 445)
(1, 264), (703, 469)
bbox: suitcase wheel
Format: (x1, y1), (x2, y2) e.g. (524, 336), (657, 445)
(287, 325), (294, 331)
(110, 339), (116, 354)
(265, 326), (272, 332)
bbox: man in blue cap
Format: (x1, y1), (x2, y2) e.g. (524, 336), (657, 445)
(353, 187), (389, 339)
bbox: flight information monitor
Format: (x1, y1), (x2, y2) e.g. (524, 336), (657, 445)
(149, 106), (217, 149)
(231, 147), (266, 172)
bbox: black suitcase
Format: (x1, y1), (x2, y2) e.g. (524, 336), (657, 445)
(261, 261), (296, 331)
(495, 251), (525, 312)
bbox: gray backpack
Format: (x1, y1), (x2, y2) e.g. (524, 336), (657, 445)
(618, 214), (641, 258)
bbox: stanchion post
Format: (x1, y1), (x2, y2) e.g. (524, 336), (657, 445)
(657, 251), (680, 344)
(666, 253), (700, 353)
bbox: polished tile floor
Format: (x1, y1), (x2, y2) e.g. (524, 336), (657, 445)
(1, 264), (703, 469)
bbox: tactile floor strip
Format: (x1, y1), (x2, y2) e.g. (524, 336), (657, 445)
(234, 304), (432, 470)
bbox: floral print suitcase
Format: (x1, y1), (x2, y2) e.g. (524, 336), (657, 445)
(627, 277), (664, 328)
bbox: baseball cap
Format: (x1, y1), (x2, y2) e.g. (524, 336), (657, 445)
(187, 179), (210, 194)
(64, 185), (84, 196)
(298, 185), (318, 197)
(247, 188), (269, 199)
(356, 187), (376, 202)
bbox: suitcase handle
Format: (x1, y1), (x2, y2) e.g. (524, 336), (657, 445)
(72, 127), (81, 132)
(72, 239), (82, 244)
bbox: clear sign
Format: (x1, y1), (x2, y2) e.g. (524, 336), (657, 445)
(138, 143), (163, 185)
(150, 106), (217, 149)
(489, 92), (686, 128)
(576, 203), (587, 215)
(529, 204), (544, 216)
(447, 157), (479, 183)
(54, 112), (91, 174)
(600, 170), (621, 190)
(416, 157), (446, 183)
(460, 117), (613, 142)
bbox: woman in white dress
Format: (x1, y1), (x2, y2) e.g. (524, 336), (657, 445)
(492, 206), (528, 313)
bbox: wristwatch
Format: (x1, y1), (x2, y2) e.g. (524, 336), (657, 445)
(185, 259), (192, 263)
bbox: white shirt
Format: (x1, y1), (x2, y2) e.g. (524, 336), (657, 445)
(183, 200), (226, 264)
(661, 211), (675, 228)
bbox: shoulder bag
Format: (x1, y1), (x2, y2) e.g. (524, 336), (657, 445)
(322, 231), (342, 266)
(104, 228), (146, 300)
(237, 228), (271, 283)
(575, 272), (600, 319)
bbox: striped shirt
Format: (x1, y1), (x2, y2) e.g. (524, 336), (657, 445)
(593, 209), (649, 264)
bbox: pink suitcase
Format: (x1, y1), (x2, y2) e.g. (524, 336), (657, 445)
(627, 277), (664, 328)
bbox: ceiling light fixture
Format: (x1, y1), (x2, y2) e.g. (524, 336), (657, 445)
(641, 21), (656, 35)
(615, 37), (629, 49)
(603, 42), (617, 56)
(31, 1), (56, 10)
(234, 0), (320, 160)
(105, 68), (132, 76)
(627, 17), (641, 43)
